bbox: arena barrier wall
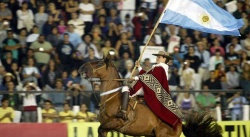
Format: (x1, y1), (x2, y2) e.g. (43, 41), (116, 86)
(67, 121), (250, 137)
(0, 123), (67, 137)
(0, 121), (249, 137)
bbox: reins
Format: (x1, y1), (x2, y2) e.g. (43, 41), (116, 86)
(86, 60), (124, 107)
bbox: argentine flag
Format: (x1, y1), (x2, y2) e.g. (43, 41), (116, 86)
(160, 0), (244, 36)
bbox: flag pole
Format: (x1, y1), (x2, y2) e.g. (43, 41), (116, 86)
(130, 4), (167, 78)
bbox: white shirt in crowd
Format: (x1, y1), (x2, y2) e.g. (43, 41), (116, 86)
(21, 87), (41, 107)
(78, 3), (95, 22)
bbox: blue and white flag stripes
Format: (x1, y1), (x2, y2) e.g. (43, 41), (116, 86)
(159, 0), (244, 36)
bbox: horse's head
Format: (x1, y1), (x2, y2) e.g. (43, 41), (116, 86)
(78, 54), (115, 79)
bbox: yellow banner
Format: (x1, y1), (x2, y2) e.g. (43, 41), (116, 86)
(68, 121), (250, 137)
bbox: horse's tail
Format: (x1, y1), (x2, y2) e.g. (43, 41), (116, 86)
(182, 112), (223, 137)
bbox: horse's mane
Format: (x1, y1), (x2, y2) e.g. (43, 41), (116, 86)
(182, 112), (223, 137)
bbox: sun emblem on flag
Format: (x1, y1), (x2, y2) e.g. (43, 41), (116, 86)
(202, 16), (209, 22)
(200, 14), (211, 26)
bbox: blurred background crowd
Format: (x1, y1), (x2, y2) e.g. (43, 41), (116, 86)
(0, 0), (250, 123)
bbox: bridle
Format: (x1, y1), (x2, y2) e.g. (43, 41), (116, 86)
(85, 61), (125, 82)
(83, 60), (125, 106)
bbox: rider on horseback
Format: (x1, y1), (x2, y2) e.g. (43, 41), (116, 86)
(116, 51), (183, 127)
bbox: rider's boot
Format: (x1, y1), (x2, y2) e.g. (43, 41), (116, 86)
(116, 91), (129, 120)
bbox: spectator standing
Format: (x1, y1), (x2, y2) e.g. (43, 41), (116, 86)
(243, 32), (250, 56)
(22, 58), (40, 84)
(55, 33), (75, 72)
(89, 83), (100, 113)
(77, 34), (100, 59)
(59, 103), (74, 123)
(68, 84), (87, 107)
(195, 42), (210, 81)
(79, 0), (95, 34)
(141, 0), (157, 22)
(176, 91), (196, 115)
(0, 66), (6, 90)
(91, 0), (103, 10)
(26, 26), (40, 45)
(121, 59), (134, 78)
(21, 82), (41, 122)
(67, 12), (85, 36)
(226, 65), (240, 89)
(8, 0), (19, 30)
(225, 37), (243, 55)
(227, 92), (248, 121)
(240, 71), (250, 100)
(35, 5), (48, 32)
(47, 2), (62, 24)
(2, 72), (16, 88)
(42, 15), (57, 36)
(115, 32), (134, 59)
(58, 20), (67, 34)
(117, 51), (132, 73)
(42, 100), (58, 123)
(204, 71), (222, 90)
(179, 60), (196, 89)
(42, 59), (61, 89)
(0, 98), (14, 123)
(67, 69), (81, 84)
(3, 81), (20, 110)
(225, 44), (240, 71)
(101, 39), (118, 58)
(209, 48), (225, 71)
(196, 85), (216, 111)
(48, 79), (66, 112)
(96, 15), (108, 37)
(214, 63), (226, 80)
(9, 62), (23, 91)
(0, 1), (13, 23)
(30, 34), (53, 66)
(2, 30), (21, 61)
(143, 29), (162, 46)
(46, 27), (61, 53)
(82, 47), (99, 64)
(2, 52), (18, 72)
(65, 0), (79, 21)
(17, 2), (34, 32)
(132, 10), (149, 43)
(122, 14), (134, 33)
(63, 24), (83, 48)
(20, 49), (34, 67)
(180, 37), (195, 54)
(172, 46), (184, 69)
(17, 28), (28, 60)
(210, 38), (225, 56)
(103, 0), (119, 12)
(107, 22), (120, 46)
(184, 46), (201, 90)
(106, 8), (121, 25)
(0, 19), (10, 56)
(118, 0), (135, 22)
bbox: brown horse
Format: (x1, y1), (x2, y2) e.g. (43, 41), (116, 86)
(78, 55), (223, 137)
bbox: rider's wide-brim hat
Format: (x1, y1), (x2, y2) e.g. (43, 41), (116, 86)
(152, 51), (174, 60)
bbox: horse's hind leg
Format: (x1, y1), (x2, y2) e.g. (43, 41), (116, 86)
(98, 126), (108, 137)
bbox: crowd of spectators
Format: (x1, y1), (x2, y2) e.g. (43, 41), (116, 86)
(0, 0), (250, 123)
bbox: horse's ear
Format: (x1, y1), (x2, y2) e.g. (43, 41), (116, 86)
(104, 52), (112, 61)
(104, 53), (111, 64)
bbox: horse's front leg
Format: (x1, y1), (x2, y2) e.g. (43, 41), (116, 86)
(98, 126), (108, 137)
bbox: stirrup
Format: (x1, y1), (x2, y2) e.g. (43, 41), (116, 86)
(116, 110), (128, 120)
